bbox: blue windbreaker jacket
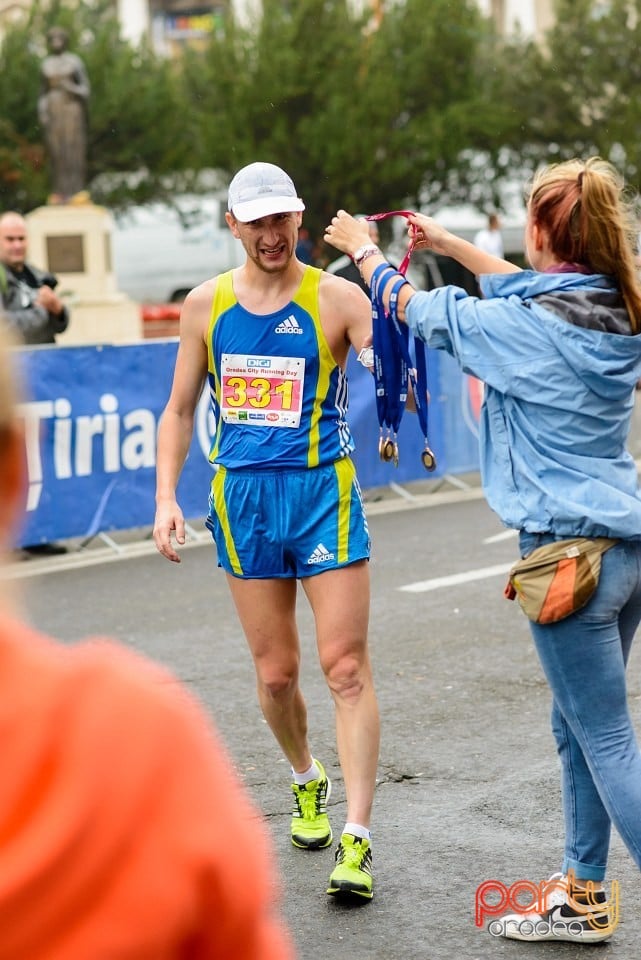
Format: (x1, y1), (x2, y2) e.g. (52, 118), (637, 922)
(405, 270), (641, 539)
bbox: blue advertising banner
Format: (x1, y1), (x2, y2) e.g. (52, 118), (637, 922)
(13, 341), (481, 546)
(15, 342), (214, 547)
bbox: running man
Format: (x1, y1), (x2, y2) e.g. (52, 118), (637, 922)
(153, 162), (380, 901)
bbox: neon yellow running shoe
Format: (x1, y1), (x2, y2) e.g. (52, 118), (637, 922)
(327, 833), (373, 901)
(290, 759), (332, 850)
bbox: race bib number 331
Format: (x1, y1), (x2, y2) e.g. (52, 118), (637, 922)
(220, 354), (305, 428)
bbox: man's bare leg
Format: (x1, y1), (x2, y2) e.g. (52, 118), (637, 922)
(303, 560), (379, 828)
(227, 573), (334, 850)
(225, 574), (313, 772)
(303, 560), (378, 899)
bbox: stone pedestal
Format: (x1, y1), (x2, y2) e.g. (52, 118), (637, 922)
(25, 203), (141, 345)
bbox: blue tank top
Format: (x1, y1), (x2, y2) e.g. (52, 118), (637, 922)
(206, 266), (354, 469)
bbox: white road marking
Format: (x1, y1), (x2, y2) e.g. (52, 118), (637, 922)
(482, 529), (518, 544)
(399, 562), (513, 593)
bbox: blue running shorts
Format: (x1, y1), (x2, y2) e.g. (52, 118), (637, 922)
(206, 458), (371, 579)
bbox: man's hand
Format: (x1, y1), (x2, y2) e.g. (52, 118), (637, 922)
(153, 498), (186, 563)
(36, 285), (65, 315)
(324, 210), (372, 257)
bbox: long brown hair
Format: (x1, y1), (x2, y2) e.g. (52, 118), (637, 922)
(528, 157), (641, 333)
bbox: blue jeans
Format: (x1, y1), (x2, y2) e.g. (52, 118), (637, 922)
(519, 532), (641, 881)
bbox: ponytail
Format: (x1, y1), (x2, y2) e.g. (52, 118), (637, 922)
(529, 157), (641, 333)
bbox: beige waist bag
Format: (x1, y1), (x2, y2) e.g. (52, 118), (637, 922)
(505, 537), (619, 624)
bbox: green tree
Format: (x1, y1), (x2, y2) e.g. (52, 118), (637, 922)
(5, 0), (640, 239)
(181, 0), (514, 246)
(487, 0), (641, 195)
(180, 0), (370, 243)
(0, 6), (48, 210)
(355, 0), (507, 210)
(539, 0), (641, 183)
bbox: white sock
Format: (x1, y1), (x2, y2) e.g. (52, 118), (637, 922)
(343, 822), (371, 841)
(292, 759), (320, 785)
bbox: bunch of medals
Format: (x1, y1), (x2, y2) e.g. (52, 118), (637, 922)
(366, 212), (437, 473)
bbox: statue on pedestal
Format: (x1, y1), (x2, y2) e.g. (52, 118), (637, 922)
(38, 26), (91, 205)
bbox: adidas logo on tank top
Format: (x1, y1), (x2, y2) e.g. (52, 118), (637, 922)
(274, 315), (303, 334)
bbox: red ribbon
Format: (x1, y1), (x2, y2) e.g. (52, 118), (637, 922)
(365, 210), (417, 276)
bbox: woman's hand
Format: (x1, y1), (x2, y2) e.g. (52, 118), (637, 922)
(324, 211), (373, 257)
(406, 214), (454, 256)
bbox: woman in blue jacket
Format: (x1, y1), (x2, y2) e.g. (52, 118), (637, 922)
(325, 157), (641, 944)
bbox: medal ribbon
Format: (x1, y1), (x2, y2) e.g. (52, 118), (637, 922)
(370, 264), (407, 440)
(365, 211), (436, 471)
(365, 210), (417, 276)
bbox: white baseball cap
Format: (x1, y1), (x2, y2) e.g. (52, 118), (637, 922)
(228, 162), (305, 223)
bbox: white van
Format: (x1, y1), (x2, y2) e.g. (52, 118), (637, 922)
(111, 193), (244, 304)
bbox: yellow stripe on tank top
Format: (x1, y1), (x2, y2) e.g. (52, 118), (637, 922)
(207, 271), (237, 463)
(212, 466), (243, 575)
(295, 267), (335, 469)
(334, 457), (355, 565)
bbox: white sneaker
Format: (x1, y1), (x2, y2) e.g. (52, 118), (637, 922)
(496, 872), (616, 943)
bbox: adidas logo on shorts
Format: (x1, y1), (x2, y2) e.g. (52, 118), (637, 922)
(307, 543), (335, 565)
(274, 315), (303, 334)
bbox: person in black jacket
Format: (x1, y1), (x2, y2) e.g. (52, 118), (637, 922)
(1, 211), (70, 556)
(0, 211), (69, 345)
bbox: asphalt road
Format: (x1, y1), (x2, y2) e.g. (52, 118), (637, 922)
(11, 486), (641, 960)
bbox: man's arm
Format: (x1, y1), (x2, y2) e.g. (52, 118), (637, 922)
(153, 282), (212, 563)
(36, 285), (69, 335)
(319, 271), (372, 364)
